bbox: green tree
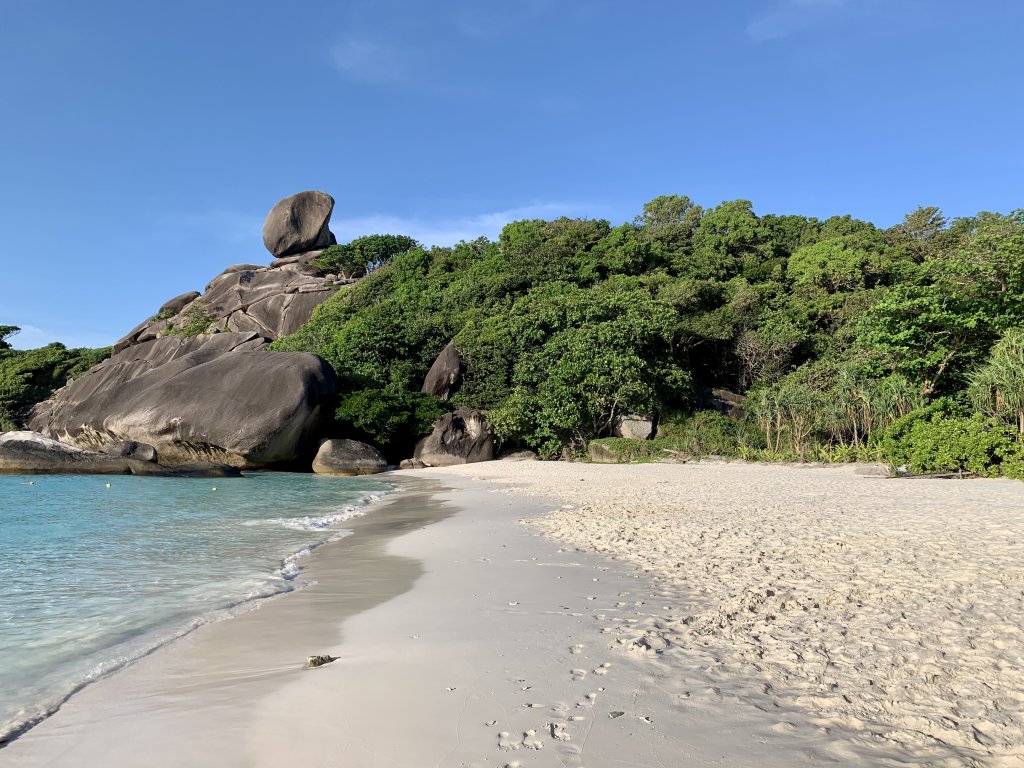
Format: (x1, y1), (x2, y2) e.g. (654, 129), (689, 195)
(0, 325), (18, 351)
(312, 234), (418, 278)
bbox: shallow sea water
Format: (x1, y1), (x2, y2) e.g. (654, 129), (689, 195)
(0, 471), (392, 742)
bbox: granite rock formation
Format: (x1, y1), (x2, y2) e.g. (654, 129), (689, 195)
(413, 407), (494, 467)
(29, 335), (337, 468)
(613, 414), (656, 440)
(421, 340), (462, 401)
(312, 439), (388, 476)
(0, 432), (240, 476)
(262, 191), (336, 259)
(27, 192), (352, 469)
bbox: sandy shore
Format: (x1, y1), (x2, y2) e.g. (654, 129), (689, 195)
(427, 461), (1024, 767)
(3, 462), (1022, 766)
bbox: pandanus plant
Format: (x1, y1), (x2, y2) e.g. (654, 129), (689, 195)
(969, 329), (1024, 437)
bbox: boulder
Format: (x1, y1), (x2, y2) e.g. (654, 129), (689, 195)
(29, 337), (338, 468)
(413, 408), (494, 467)
(498, 449), (539, 462)
(312, 439), (387, 476)
(101, 440), (158, 463)
(614, 414), (655, 441)
(0, 432), (240, 477)
(262, 191), (336, 259)
(421, 341), (462, 400)
(399, 458), (428, 469)
(158, 291), (201, 316)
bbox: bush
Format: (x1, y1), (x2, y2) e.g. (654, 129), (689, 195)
(657, 410), (752, 457)
(881, 404), (1024, 477)
(0, 342), (111, 428)
(331, 385), (445, 462)
(587, 437), (666, 463)
(166, 301), (215, 337)
(311, 235), (418, 279)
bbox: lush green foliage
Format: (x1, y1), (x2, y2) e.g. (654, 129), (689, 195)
(0, 332), (110, 431)
(880, 401), (1024, 478)
(311, 235), (418, 278)
(270, 199), (1024, 473)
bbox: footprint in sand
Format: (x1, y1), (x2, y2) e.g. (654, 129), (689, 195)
(571, 668), (587, 681)
(593, 663), (611, 676)
(522, 729), (544, 749)
(548, 722), (571, 741)
(498, 732), (520, 751)
(570, 643), (584, 654)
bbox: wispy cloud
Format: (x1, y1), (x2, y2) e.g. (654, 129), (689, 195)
(331, 37), (411, 85)
(330, 202), (596, 247)
(747, 0), (852, 41)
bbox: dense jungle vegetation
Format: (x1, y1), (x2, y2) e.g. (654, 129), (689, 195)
(269, 197), (1024, 477)
(0, 326), (110, 431)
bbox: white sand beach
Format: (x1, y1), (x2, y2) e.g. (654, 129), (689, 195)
(4, 462), (1023, 767)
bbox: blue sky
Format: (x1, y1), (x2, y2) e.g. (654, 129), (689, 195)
(1, 0), (1022, 348)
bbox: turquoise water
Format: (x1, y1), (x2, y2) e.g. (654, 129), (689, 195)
(0, 472), (393, 743)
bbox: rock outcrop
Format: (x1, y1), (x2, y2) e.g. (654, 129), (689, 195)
(29, 334), (338, 468)
(413, 408), (494, 467)
(421, 340), (462, 400)
(614, 414), (656, 440)
(101, 440), (158, 463)
(113, 262), (341, 354)
(29, 192), (352, 471)
(0, 432), (240, 476)
(262, 191), (336, 258)
(312, 439), (387, 476)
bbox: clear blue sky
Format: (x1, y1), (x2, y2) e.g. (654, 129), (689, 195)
(2, 0), (1022, 349)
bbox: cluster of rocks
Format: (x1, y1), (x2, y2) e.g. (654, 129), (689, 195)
(25, 192), (346, 470)
(115, 191), (345, 354)
(0, 432), (240, 476)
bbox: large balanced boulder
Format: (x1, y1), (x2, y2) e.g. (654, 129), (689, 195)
(421, 340), (462, 401)
(0, 432), (240, 476)
(413, 408), (494, 467)
(312, 439), (387, 476)
(29, 335), (338, 468)
(262, 191), (336, 259)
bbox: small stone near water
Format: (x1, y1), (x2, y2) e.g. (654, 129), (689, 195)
(399, 458), (428, 469)
(306, 654), (335, 668)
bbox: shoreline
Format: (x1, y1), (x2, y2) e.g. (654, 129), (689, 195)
(0, 473), (416, 751)
(4, 462), (1021, 766)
